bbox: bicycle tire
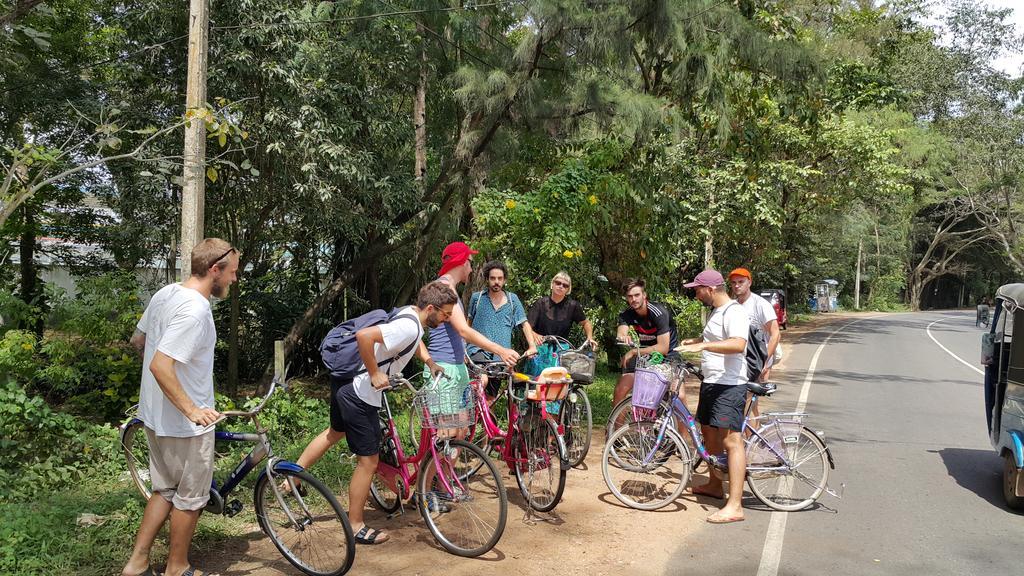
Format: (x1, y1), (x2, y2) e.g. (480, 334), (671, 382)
(254, 468), (355, 576)
(417, 439), (507, 557)
(601, 421), (691, 511)
(746, 425), (829, 512)
(605, 395), (676, 440)
(561, 386), (592, 468)
(120, 419), (153, 500)
(512, 414), (567, 512)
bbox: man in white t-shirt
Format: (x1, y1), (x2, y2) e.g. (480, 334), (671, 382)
(291, 281), (457, 546)
(728, 267), (780, 382)
(677, 269), (750, 524)
(122, 238), (238, 576)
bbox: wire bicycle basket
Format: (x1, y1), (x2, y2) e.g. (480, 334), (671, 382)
(412, 384), (477, 429)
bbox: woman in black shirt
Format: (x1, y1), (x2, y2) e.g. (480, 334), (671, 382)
(527, 271), (597, 348)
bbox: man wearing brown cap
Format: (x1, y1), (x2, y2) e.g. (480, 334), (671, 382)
(677, 269), (749, 524)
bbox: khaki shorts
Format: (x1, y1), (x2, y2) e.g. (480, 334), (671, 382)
(145, 427), (215, 511)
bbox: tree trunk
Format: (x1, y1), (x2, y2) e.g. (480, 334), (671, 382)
(226, 281), (240, 397)
(18, 203), (43, 336)
(414, 22), (428, 190)
(855, 237), (862, 310)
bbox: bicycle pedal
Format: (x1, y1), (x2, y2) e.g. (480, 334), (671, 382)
(224, 500), (243, 517)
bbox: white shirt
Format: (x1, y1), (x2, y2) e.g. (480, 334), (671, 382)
(352, 307), (424, 407)
(137, 284), (217, 437)
(741, 292), (777, 368)
(701, 300), (750, 386)
(740, 293), (776, 330)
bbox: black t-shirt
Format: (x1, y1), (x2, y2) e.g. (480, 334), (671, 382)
(618, 301), (678, 351)
(527, 296), (586, 339)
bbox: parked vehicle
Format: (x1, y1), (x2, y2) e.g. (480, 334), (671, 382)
(981, 283), (1024, 510)
(759, 289), (788, 330)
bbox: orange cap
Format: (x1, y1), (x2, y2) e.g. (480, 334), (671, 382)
(729, 267), (752, 281)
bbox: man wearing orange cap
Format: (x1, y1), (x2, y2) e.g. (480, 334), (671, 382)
(727, 268), (780, 383)
(420, 242), (520, 397)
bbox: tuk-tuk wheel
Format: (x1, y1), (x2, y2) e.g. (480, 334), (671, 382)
(1003, 452), (1024, 510)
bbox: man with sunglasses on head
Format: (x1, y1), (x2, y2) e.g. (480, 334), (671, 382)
(122, 238), (238, 576)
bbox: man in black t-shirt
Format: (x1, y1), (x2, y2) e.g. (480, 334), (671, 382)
(614, 278), (678, 408)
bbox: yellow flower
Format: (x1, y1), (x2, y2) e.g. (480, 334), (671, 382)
(575, 249), (582, 257)
(588, 194), (598, 205)
(504, 199), (517, 210)
(563, 250), (574, 258)
(21, 343), (33, 351)
(533, 208), (540, 214)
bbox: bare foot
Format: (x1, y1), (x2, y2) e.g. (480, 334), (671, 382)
(706, 510), (745, 524)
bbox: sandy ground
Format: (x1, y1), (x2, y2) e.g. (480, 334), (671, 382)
(192, 316), (832, 576)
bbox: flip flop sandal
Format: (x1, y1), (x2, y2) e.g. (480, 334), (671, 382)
(413, 492), (452, 513)
(180, 566), (219, 576)
(354, 525), (390, 545)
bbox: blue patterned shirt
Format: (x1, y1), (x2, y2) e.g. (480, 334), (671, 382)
(466, 290), (527, 359)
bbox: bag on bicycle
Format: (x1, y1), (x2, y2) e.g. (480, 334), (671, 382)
(320, 309), (419, 380)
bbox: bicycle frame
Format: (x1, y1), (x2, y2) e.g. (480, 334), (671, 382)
(375, 389), (464, 504)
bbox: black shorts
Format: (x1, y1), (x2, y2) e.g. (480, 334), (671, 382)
(696, 382), (747, 432)
(329, 377), (381, 456)
(469, 350), (503, 398)
(623, 351), (682, 375)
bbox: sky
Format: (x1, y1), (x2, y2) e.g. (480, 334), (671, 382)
(921, 0), (1024, 76)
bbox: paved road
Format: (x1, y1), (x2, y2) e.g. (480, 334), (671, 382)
(671, 311), (1024, 575)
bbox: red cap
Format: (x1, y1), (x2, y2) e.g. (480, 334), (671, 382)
(683, 269), (725, 288)
(438, 241), (478, 276)
(729, 267), (752, 281)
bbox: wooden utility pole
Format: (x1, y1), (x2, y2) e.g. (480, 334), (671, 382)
(179, 0), (210, 280)
(855, 238), (862, 309)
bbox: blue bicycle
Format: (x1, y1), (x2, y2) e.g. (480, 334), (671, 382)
(601, 360), (839, 512)
(119, 369), (355, 576)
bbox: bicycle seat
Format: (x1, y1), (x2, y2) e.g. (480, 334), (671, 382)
(746, 382), (776, 396)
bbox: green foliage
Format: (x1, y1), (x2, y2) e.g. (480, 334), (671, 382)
(0, 380), (121, 501)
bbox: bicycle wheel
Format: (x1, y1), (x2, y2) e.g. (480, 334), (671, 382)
(120, 419), (152, 500)
(417, 439), (507, 557)
(255, 468), (354, 576)
(369, 435), (402, 514)
(746, 426), (829, 512)
(605, 395), (675, 439)
(512, 413), (567, 512)
(561, 386), (592, 468)
(602, 421), (691, 511)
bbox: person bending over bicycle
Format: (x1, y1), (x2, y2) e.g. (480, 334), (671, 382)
(292, 282), (457, 546)
(613, 278), (679, 408)
(677, 269), (749, 524)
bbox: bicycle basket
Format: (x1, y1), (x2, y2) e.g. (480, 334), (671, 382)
(412, 385), (476, 429)
(747, 416), (804, 464)
(559, 350), (595, 384)
(519, 367), (571, 402)
(632, 368), (669, 410)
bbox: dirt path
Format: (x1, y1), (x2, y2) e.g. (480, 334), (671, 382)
(193, 315), (837, 576)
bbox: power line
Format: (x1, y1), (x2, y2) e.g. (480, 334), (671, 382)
(211, 2), (506, 31)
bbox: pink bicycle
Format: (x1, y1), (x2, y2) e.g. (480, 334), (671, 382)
(369, 374), (507, 557)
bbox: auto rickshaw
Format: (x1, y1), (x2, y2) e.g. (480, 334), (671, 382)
(815, 279), (839, 313)
(981, 283), (1024, 510)
(759, 289), (788, 330)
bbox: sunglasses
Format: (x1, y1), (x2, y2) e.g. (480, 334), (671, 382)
(212, 247), (237, 266)
(553, 280), (570, 288)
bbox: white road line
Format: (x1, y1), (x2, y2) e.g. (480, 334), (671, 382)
(756, 318), (865, 576)
(925, 316), (984, 376)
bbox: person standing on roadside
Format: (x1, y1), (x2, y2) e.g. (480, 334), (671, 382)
(677, 269), (749, 524)
(421, 242), (520, 398)
(728, 268), (780, 382)
(467, 260), (538, 400)
(122, 238), (239, 576)
(613, 278), (678, 409)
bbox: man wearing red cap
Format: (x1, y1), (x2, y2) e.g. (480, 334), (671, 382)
(728, 267), (780, 383)
(420, 242), (520, 399)
(677, 269), (749, 523)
